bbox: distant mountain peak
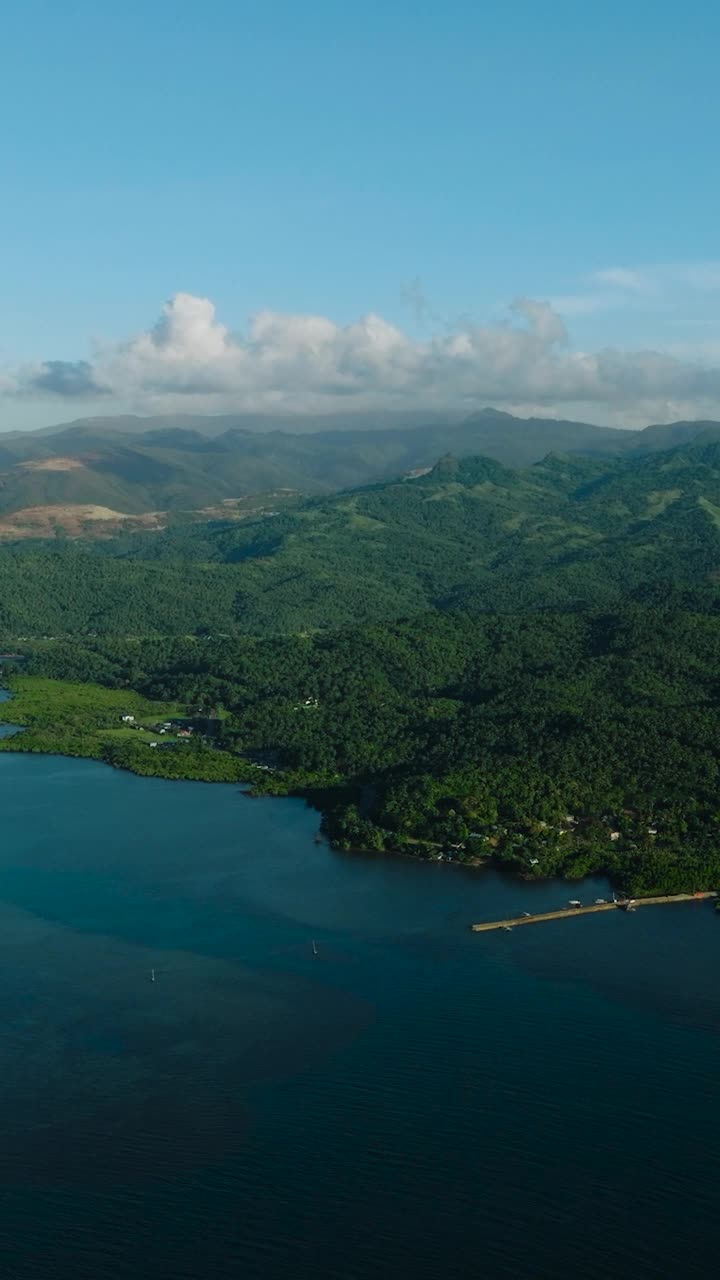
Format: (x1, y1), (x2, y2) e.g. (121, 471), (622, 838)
(466, 407), (518, 422)
(432, 452), (460, 475)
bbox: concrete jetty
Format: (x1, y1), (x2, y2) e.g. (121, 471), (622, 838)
(470, 891), (717, 932)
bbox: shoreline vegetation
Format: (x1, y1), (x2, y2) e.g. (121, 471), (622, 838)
(0, 677), (265, 786)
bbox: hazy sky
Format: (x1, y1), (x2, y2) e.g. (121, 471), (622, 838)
(2, 0), (720, 429)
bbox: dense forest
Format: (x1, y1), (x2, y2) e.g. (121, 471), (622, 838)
(2, 438), (720, 895)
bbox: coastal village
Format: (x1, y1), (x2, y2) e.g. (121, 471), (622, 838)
(388, 810), (667, 873)
(113, 710), (690, 895)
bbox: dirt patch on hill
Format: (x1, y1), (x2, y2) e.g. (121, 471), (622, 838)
(16, 457), (89, 472)
(0, 490), (298, 540)
(0, 505), (165, 539)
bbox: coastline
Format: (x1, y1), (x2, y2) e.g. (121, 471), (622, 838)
(2, 678), (718, 900)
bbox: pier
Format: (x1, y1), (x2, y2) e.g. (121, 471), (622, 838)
(470, 891), (717, 932)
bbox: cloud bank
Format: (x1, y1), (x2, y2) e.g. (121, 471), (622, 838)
(7, 286), (720, 426)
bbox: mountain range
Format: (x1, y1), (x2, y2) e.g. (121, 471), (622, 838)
(2, 408), (720, 533)
(2, 435), (720, 637)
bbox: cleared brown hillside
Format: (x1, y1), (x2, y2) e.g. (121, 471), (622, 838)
(16, 456), (89, 472)
(0, 505), (165, 539)
(0, 491), (298, 539)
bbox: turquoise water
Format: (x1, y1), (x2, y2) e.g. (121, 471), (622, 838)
(0, 748), (718, 1279)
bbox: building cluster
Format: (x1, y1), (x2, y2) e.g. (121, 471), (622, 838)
(119, 714), (195, 748)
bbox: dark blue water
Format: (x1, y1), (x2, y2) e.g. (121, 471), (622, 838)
(0, 748), (718, 1280)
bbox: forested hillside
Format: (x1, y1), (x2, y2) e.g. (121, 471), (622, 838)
(1, 440), (720, 636)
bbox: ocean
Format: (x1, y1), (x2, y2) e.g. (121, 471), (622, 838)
(0, 750), (718, 1279)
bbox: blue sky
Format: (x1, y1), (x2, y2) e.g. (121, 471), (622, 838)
(2, 0), (720, 428)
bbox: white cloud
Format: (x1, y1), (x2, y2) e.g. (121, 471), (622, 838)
(550, 261), (720, 325)
(592, 267), (649, 293)
(592, 262), (720, 294)
(7, 285), (720, 427)
(548, 293), (621, 318)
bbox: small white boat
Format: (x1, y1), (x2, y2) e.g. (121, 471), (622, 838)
(502, 925), (513, 932)
(522, 911), (532, 917)
(595, 898), (607, 904)
(568, 900), (582, 908)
